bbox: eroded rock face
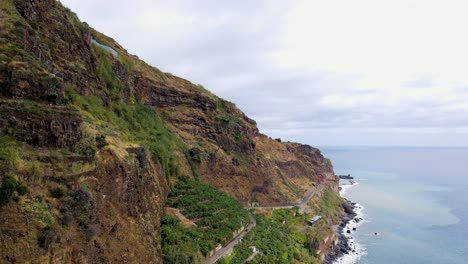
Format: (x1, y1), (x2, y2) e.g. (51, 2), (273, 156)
(1, 0), (104, 104)
(0, 148), (167, 263)
(0, 101), (82, 148)
(285, 143), (338, 187)
(1, 2), (167, 262)
(134, 73), (259, 155)
(196, 135), (338, 206)
(134, 73), (217, 110)
(1, 0), (340, 262)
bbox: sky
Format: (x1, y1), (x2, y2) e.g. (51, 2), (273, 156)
(61, 0), (468, 147)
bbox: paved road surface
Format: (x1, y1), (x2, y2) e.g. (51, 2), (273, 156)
(247, 185), (324, 212)
(205, 185), (324, 263)
(205, 214), (256, 264)
(298, 185), (324, 214)
(246, 205), (295, 210)
(91, 38), (118, 57)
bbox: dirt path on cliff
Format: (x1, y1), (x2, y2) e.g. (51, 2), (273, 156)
(205, 214), (256, 264)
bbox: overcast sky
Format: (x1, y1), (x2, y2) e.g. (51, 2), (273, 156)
(61, 0), (468, 147)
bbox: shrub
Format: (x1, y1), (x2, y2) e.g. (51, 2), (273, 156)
(0, 175), (27, 204)
(0, 146), (20, 170)
(35, 195), (43, 203)
(73, 136), (96, 158)
(51, 187), (66, 198)
(188, 148), (201, 164)
(16, 182), (27, 195)
(95, 135), (108, 149)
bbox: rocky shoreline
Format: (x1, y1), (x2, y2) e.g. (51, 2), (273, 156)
(323, 199), (358, 264)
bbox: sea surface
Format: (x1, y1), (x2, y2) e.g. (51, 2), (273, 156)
(321, 146), (468, 264)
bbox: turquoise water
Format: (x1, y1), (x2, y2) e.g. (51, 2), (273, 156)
(322, 147), (468, 264)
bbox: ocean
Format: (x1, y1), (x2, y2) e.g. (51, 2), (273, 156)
(321, 147), (468, 264)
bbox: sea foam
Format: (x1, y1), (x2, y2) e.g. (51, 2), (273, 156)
(335, 182), (368, 264)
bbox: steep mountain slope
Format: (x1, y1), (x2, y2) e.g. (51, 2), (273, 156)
(0, 0), (341, 263)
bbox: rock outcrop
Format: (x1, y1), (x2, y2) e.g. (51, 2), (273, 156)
(0, 0), (339, 263)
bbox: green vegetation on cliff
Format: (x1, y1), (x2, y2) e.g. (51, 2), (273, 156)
(0, 174), (26, 204)
(310, 187), (343, 222)
(221, 214), (318, 264)
(0, 0), (344, 262)
(162, 176), (249, 262)
(65, 86), (182, 177)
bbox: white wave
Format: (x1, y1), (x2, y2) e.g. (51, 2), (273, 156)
(335, 182), (368, 264)
(334, 204), (368, 264)
(339, 182), (358, 196)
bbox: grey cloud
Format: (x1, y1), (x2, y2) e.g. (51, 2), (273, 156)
(61, 0), (468, 146)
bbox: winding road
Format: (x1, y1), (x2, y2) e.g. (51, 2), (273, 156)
(246, 185), (324, 213)
(91, 38), (118, 57)
(205, 214), (256, 264)
(298, 185), (324, 214)
(205, 185), (325, 263)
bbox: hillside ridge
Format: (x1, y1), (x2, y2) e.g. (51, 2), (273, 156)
(0, 0), (343, 263)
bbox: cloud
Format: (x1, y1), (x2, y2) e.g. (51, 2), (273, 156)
(60, 0), (468, 146)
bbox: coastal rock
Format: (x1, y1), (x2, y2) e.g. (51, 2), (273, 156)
(338, 174), (354, 180)
(324, 199), (357, 264)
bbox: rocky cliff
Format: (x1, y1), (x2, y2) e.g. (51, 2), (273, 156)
(0, 0), (339, 263)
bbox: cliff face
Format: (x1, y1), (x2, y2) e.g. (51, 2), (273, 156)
(0, 0), (338, 263)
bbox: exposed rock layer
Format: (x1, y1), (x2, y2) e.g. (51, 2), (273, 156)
(0, 0), (339, 263)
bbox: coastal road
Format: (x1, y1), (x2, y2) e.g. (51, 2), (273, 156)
(298, 185), (324, 214)
(204, 214), (256, 264)
(91, 38), (118, 57)
(245, 205), (295, 210)
(247, 184), (324, 213)
(205, 185), (324, 263)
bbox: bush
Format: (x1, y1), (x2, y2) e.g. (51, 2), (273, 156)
(73, 136), (96, 158)
(16, 182), (27, 195)
(0, 175), (27, 204)
(95, 135), (108, 149)
(188, 148), (201, 164)
(51, 187), (66, 198)
(0, 145), (20, 170)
